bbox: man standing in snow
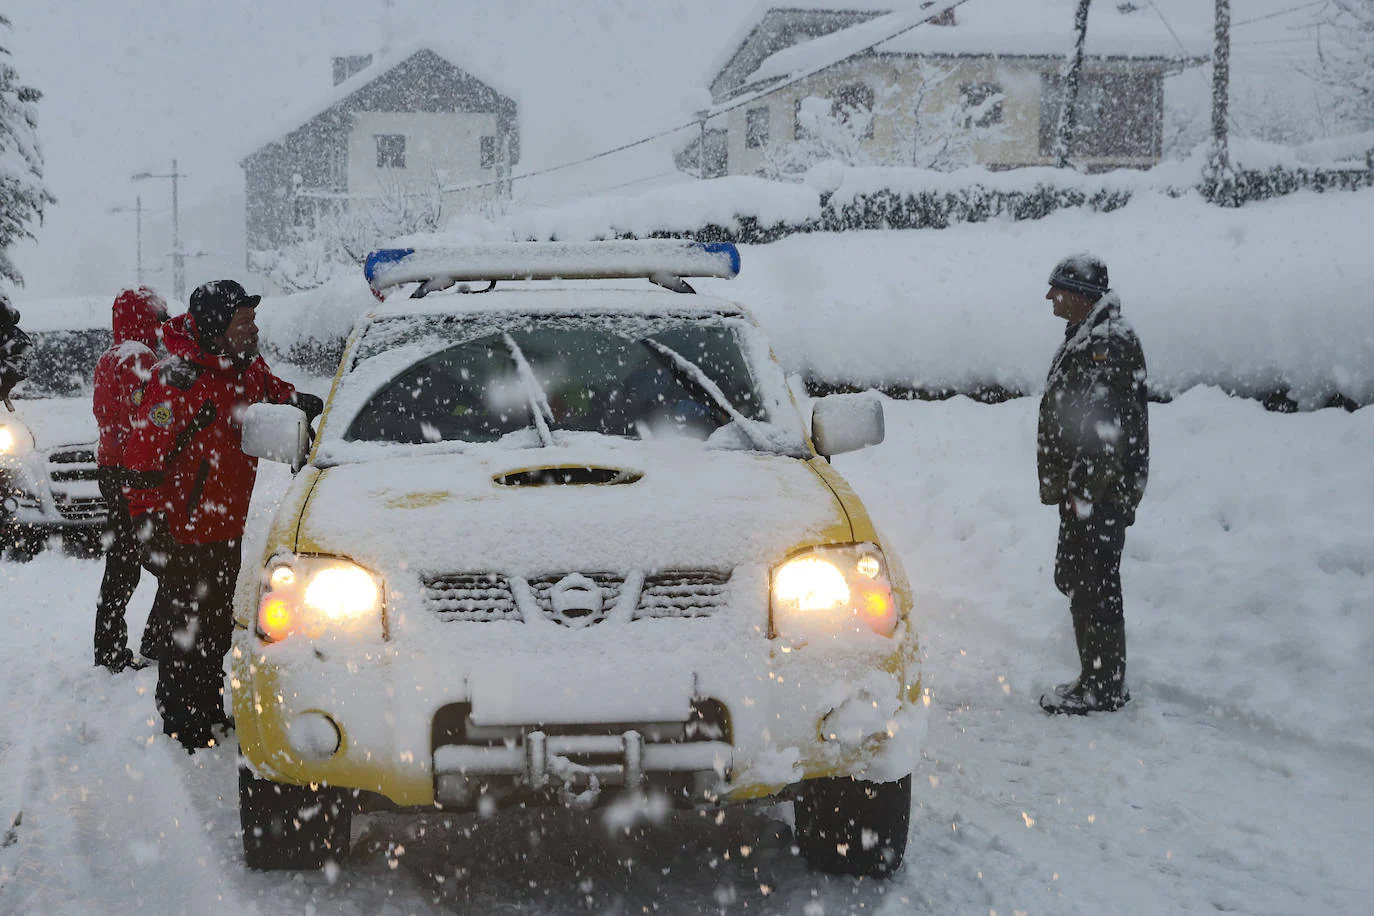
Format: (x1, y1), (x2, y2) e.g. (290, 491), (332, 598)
(124, 280), (322, 751)
(1036, 254), (1149, 716)
(91, 286), (171, 672)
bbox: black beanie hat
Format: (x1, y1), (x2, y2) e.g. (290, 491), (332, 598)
(189, 280), (261, 342)
(1048, 253), (1109, 299)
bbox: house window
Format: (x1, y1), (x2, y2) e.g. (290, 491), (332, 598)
(376, 134), (406, 169)
(480, 135), (498, 169)
(745, 107), (770, 149)
(794, 98), (809, 139)
(1039, 71), (1159, 159)
(291, 197), (313, 228)
(831, 83), (876, 139)
(960, 82), (1005, 129)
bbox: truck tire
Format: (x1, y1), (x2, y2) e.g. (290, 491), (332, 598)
(794, 773), (911, 878)
(239, 766), (353, 870)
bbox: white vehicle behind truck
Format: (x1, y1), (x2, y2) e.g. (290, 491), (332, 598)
(0, 299), (113, 560)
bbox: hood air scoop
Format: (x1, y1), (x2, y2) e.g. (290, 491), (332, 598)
(494, 466), (643, 487)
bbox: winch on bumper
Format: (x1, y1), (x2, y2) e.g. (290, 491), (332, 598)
(430, 700), (733, 811)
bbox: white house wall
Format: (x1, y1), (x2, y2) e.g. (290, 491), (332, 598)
(346, 111), (506, 214)
(722, 55), (1159, 174)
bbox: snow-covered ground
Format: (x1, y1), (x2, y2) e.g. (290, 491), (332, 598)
(3, 388), (1370, 914)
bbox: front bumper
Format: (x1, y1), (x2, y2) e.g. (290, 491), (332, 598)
(233, 600), (923, 809)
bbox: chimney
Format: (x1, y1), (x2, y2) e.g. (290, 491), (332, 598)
(920, 2), (956, 25)
(332, 54), (373, 86)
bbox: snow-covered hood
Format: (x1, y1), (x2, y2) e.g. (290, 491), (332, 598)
(297, 442), (847, 575)
(3, 397), (98, 451)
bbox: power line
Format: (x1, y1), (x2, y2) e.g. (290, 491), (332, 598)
(1232, 1), (1324, 29)
(440, 0), (972, 196)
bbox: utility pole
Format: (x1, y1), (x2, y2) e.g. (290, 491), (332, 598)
(1054, 0), (1094, 169)
(132, 159), (187, 301)
(1210, 0), (1232, 176)
(698, 115), (708, 180)
(108, 196), (144, 285)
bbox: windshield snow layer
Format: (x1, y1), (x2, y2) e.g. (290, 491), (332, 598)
(319, 307), (809, 461)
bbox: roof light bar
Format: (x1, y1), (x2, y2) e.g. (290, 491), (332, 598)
(364, 240), (740, 298)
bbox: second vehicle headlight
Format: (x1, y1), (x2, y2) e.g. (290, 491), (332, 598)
(257, 555), (385, 644)
(771, 544), (899, 641)
(0, 423), (30, 456)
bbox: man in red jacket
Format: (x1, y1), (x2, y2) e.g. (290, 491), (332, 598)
(91, 286), (169, 672)
(124, 280), (322, 751)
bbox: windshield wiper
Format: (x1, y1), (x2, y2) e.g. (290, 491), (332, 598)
(501, 332), (557, 448)
(640, 337), (775, 452)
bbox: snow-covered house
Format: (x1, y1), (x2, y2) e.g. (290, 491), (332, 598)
(704, 0), (1207, 175)
(240, 44), (520, 254)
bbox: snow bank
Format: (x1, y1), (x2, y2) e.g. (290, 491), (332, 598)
(695, 187), (1374, 405)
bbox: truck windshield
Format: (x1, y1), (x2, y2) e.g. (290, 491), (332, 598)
(345, 319), (768, 446)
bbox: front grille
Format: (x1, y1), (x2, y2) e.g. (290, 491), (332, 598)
(48, 447), (101, 483)
(48, 447), (97, 465)
(529, 573), (622, 627)
(54, 497), (107, 521)
(422, 573), (521, 622)
(634, 571), (731, 619)
(422, 569), (733, 625)
(45, 444), (105, 520)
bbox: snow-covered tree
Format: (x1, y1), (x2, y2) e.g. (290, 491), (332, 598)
(900, 59), (1006, 170)
(761, 63), (1006, 176)
(0, 15), (56, 286)
(251, 171), (449, 293)
(1313, 0), (1374, 131)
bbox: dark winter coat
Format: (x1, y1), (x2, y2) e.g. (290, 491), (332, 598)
(93, 287), (166, 467)
(123, 314), (297, 544)
(1037, 291), (1149, 521)
(0, 296), (30, 401)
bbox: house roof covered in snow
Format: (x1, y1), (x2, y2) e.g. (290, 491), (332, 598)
(240, 41), (519, 164)
(712, 0), (1210, 102)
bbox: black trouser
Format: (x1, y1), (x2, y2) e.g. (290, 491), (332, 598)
(155, 538), (241, 747)
(94, 469), (174, 665)
(94, 468), (146, 665)
(132, 511), (175, 659)
(1054, 502), (1129, 699)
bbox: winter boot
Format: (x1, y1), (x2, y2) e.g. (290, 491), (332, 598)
(1039, 682), (1129, 716)
(96, 648), (149, 674)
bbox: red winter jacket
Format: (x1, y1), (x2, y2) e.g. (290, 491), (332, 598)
(92, 287), (166, 468)
(123, 314), (296, 544)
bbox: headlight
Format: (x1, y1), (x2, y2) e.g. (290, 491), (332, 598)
(771, 544), (899, 642)
(0, 424), (28, 455)
(257, 555), (385, 644)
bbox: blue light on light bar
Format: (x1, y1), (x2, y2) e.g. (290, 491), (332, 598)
(364, 248), (416, 284)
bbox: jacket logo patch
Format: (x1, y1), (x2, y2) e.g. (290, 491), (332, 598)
(149, 401), (174, 429)
(1092, 350), (1109, 362)
(131, 388), (145, 406)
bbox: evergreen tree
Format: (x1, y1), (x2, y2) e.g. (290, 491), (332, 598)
(0, 15), (56, 286)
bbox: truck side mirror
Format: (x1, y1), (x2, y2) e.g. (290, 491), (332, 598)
(242, 403), (310, 473)
(811, 393), (885, 458)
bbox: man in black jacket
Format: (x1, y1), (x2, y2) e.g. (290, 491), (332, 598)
(1036, 254), (1149, 716)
